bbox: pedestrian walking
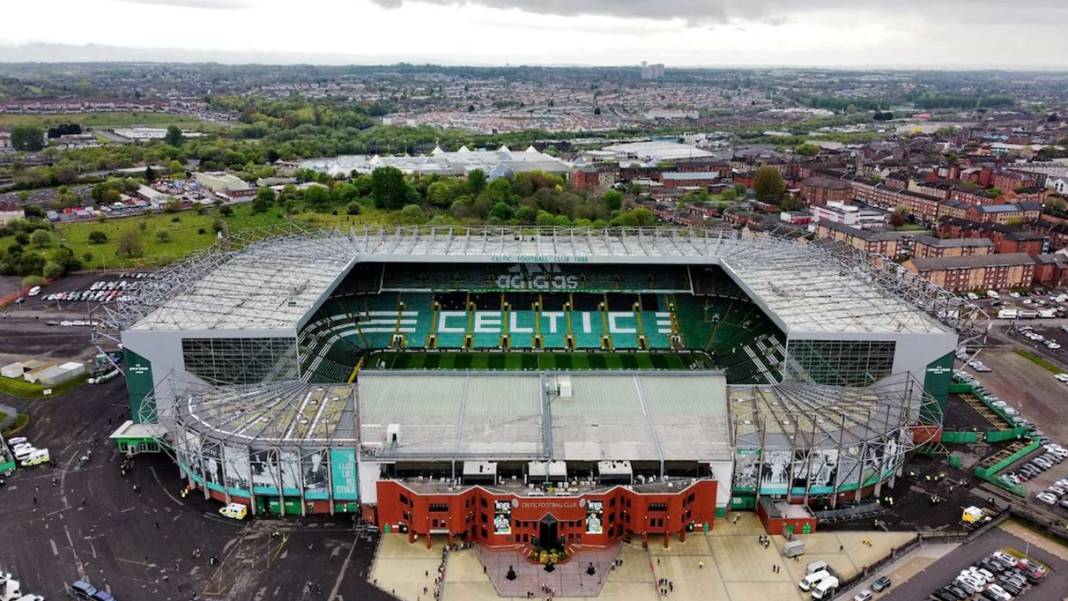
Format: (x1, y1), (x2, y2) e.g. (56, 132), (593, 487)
(32, 496), (37, 505)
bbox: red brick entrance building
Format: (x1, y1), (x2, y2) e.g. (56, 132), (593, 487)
(374, 478), (718, 552)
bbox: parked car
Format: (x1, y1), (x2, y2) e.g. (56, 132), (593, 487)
(871, 576), (891, 592)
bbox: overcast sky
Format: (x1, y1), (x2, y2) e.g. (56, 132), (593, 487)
(1, 0), (1067, 67)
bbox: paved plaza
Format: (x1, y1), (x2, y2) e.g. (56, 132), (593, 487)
(371, 514), (915, 601)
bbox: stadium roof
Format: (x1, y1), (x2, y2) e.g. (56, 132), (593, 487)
(163, 372), (934, 462)
(357, 371), (731, 463)
(730, 374), (928, 450)
(175, 381), (357, 447)
(111, 226), (969, 338)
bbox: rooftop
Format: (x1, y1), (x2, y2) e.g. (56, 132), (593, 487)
(112, 226), (965, 338)
(909, 252), (1034, 271)
(357, 371), (731, 463)
(174, 382), (357, 446)
(914, 236), (994, 248)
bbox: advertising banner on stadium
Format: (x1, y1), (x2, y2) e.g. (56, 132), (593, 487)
(330, 448), (358, 501)
(223, 444), (251, 495)
(585, 499), (604, 534)
(303, 449), (330, 500)
(493, 500), (512, 535)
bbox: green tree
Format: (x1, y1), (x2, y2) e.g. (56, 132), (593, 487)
(164, 125), (183, 147)
(467, 169), (487, 196)
(218, 204), (234, 217)
(398, 204), (427, 224)
(10, 125), (45, 151)
(346, 201), (362, 215)
(489, 201), (514, 222)
(794, 143), (820, 157)
(88, 230), (108, 244)
(303, 184), (331, 211)
(371, 167), (411, 210)
(427, 180), (458, 207)
(252, 187), (276, 213)
(42, 262), (65, 279)
(116, 229), (144, 258)
(753, 166), (785, 203)
(30, 229), (53, 248)
(156, 230), (171, 243)
(602, 190), (623, 211)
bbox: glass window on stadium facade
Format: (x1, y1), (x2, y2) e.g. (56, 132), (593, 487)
(786, 340), (896, 387)
(181, 337), (299, 385)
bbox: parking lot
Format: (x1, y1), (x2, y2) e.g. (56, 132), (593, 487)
(0, 378), (391, 601)
(874, 526), (1068, 601)
(1007, 325), (1068, 372)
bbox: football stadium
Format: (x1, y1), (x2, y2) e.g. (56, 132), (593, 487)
(99, 225), (972, 551)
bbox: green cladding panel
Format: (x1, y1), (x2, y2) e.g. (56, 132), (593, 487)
(923, 352), (954, 409)
(124, 348), (155, 423)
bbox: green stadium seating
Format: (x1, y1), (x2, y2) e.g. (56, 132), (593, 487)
(298, 262), (787, 384)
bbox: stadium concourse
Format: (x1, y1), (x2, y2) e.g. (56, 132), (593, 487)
(97, 225), (972, 561)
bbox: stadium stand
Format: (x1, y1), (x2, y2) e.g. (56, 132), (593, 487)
(297, 263), (785, 384)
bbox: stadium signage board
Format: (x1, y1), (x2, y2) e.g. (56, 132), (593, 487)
(491, 255), (591, 264)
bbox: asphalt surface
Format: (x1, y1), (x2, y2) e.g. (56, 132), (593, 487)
(941, 394), (998, 432)
(0, 378), (393, 601)
(877, 527), (1068, 601)
(819, 455), (998, 533)
(0, 316), (95, 361)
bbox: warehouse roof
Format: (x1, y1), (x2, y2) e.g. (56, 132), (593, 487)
(116, 226), (964, 337)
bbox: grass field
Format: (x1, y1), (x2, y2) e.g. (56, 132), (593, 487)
(0, 374), (88, 399)
(1015, 349), (1062, 374)
(364, 350), (716, 372)
(0, 111), (220, 130)
(3, 202), (396, 269)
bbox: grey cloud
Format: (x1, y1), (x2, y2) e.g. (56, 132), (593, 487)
(118, 0), (253, 9)
(368, 0), (1068, 25)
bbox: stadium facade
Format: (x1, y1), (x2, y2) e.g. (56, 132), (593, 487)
(100, 225), (971, 549)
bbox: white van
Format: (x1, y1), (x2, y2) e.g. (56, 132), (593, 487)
(13, 446), (37, 461)
(799, 569), (830, 591)
(811, 576), (839, 600)
(20, 449), (49, 467)
(6, 437), (27, 446)
(806, 560), (829, 575)
(987, 290), (1000, 299)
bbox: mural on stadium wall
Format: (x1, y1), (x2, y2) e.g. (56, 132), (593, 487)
(759, 449), (791, 494)
(302, 449), (330, 499)
(250, 449), (281, 495)
(791, 449), (839, 493)
(280, 451), (302, 495)
(733, 448), (761, 491)
(836, 446), (862, 490)
(201, 442), (225, 491)
(223, 444), (251, 494)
